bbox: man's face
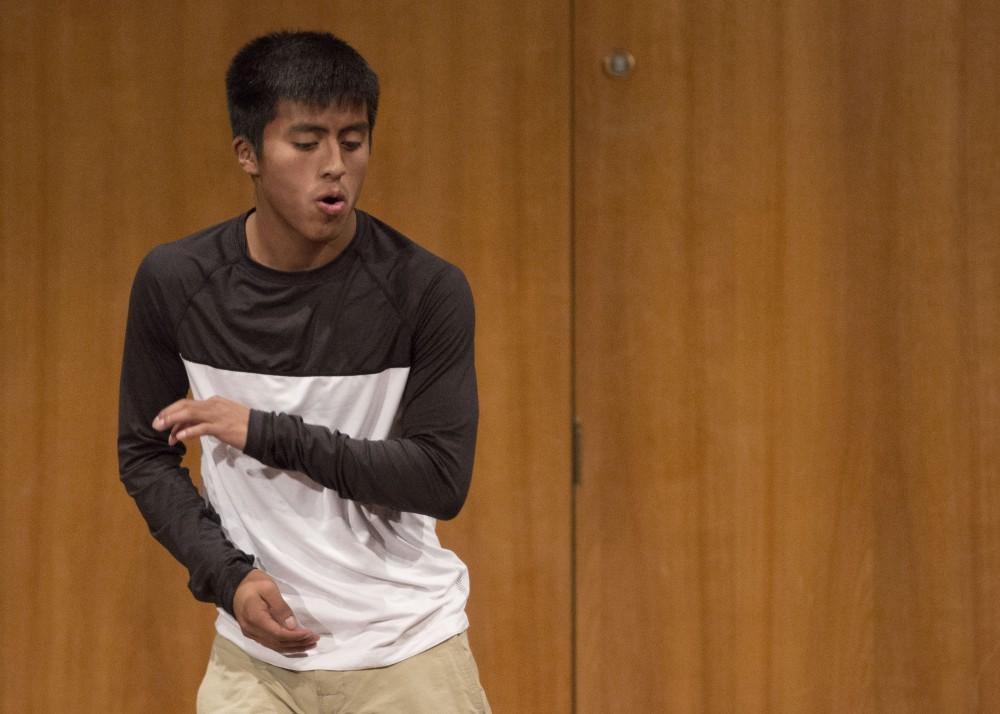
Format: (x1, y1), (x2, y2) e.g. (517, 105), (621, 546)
(241, 99), (370, 247)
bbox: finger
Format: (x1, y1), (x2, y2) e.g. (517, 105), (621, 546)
(244, 610), (318, 649)
(258, 587), (319, 640)
(241, 592), (316, 640)
(247, 629), (317, 651)
(157, 399), (220, 427)
(153, 402), (195, 430)
(171, 422), (213, 444)
(263, 589), (295, 627)
(168, 422), (195, 445)
(241, 601), (289, 641)
(157, 398), (194, 418)
(249, 634), (317, 657)
(273, 636), (320, 654)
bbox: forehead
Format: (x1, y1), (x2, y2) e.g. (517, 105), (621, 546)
(267, 99), (369, 133)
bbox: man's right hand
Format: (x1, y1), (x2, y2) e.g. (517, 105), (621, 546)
(233, 569), (319, 655)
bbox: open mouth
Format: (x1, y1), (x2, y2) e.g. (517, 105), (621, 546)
(317, 194), (346, 214)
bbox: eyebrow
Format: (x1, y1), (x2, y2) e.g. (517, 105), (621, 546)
(288, 122), (370, 137)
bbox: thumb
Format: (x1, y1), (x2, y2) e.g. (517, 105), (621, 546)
(259, 583), (298, 630)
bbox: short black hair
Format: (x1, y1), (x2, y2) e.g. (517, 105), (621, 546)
(226, 31), (379, 155)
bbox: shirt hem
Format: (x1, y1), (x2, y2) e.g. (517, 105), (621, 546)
(213, 610), (470, 672)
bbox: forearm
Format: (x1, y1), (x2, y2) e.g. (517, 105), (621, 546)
(120, 451), (255, 613)
(244, 409), (474, 519)
(119, 250), (255, 614)
(241, 263), (478, 520)
(241, 264), (480, 518)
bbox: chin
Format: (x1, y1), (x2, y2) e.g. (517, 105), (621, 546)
(307, 228), (346, 245)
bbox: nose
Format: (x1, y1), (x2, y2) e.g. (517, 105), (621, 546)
(319, 141), (346, 180)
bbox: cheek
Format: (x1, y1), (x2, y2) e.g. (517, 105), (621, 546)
(349, 160), (369, 185)
(268, 164), (311, 197)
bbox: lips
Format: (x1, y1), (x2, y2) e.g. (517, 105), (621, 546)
(316, 192), (347, 216)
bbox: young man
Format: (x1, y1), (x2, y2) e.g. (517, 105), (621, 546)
(118, 31), (490, 712)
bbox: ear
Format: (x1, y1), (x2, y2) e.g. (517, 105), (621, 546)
(233, 137), (260, 176)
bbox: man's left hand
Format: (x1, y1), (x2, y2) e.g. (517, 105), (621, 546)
(153, 396), (250, 450)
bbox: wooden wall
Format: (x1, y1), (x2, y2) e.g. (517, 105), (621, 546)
(0, 2), (571, 712)
(2, 1), (999, 712)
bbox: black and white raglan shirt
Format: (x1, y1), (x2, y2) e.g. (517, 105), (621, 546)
(117, 209), (478, 670)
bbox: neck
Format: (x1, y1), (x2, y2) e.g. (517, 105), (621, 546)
(245, 209), (357, 272)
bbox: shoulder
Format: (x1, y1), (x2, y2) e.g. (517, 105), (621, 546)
(354, 211), (473, 314)
(134, 213), (246, 294)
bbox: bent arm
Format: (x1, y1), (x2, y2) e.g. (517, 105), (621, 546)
(244, 265), (479, 520)
(118, 254), (255, 614)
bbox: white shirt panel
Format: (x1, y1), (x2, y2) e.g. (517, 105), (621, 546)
(182, 359), (470, 670)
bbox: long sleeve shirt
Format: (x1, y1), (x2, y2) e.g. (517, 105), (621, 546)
(118, 209), (478, 670)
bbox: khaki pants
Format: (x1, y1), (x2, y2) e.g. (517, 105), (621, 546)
(197, 632), (492, 714)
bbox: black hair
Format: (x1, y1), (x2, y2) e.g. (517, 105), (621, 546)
(225, 31), (379, 155)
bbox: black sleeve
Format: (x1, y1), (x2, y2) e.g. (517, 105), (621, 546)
(117, 253), (255, 614)
(243, 265), (479, 520)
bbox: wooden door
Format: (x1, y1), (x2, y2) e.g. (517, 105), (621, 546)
(0, 2), (572, 712)
(573, 0), (1000, 711)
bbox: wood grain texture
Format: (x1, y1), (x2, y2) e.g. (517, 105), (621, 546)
(6, 1), (996, 711)
(573, 0), (1000, 711)
(0, 2), (571, 712)
(359, 5), (574, 713)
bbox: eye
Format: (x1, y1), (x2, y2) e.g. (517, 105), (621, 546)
(293, 142), (318, 151)
(341, 141), (363, 152)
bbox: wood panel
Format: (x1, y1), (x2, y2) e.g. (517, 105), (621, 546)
(0, 2), (571, 712)
(574, 0), (1000, 711)
(360, 5), (574, 713)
